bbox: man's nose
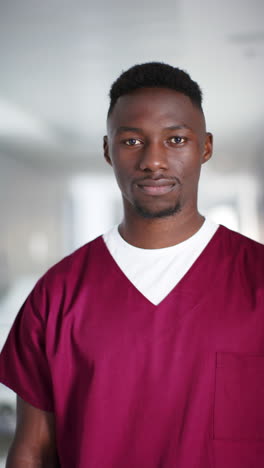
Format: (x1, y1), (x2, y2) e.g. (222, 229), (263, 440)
(138, 141), (168, 171)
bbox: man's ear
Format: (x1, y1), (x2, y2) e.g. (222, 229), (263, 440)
(202, 132), (213, 164)
(103, 136), (112, 166)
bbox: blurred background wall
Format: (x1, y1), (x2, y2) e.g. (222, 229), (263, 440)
(0, 0), (264, 464)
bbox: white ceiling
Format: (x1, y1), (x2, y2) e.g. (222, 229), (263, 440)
(0, 0), (263, 172)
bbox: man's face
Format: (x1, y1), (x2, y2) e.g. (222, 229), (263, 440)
(104, 87), (212, 220)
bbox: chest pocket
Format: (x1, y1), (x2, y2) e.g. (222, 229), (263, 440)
(214, 352), (264, 440)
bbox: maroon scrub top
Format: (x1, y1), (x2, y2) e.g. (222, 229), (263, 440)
(0, 225), (264, 468)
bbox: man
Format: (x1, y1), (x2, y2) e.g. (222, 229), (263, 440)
(0, 62), (263, 468)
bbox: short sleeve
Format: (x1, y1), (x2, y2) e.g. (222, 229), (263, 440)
(0, 278), (54, 412)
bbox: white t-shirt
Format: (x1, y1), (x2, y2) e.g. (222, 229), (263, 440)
(103, 218), (219, 305)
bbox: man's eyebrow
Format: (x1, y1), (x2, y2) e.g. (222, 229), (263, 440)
(165, 125), (192, 131)
(115, 126), (143, 134)
(115, 125), (192, 134)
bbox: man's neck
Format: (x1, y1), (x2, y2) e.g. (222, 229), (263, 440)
(118, 211), (205, 249)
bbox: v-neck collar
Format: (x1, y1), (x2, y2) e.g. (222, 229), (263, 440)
(95, 225), (224, 309)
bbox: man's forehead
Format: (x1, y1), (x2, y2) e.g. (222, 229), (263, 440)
(107, 87), (205, 131)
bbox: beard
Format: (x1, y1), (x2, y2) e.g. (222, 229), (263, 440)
(133, 199), (182, 219)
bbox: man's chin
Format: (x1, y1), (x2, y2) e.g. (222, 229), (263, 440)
(134, 202), (182, 219)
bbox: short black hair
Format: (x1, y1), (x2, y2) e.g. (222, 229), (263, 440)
(107, 62), (203, 117)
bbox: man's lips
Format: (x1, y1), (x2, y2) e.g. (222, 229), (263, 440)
(135, 178), (178, 196)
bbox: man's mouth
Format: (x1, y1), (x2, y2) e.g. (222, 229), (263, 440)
(136, 178), (177, 196)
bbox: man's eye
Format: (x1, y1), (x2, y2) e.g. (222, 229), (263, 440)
(124, 138), (141, 146)
(170, 136), (186, 144)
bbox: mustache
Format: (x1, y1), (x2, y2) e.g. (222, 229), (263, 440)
(134, 175), (182, 185)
